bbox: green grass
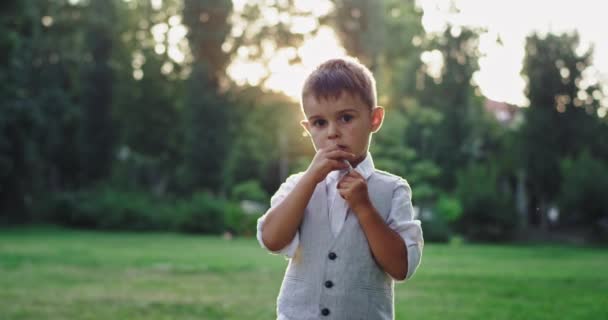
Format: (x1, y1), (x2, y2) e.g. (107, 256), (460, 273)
(1, 226), (607, 319)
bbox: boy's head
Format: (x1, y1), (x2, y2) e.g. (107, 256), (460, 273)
(300, 57), (384, 166)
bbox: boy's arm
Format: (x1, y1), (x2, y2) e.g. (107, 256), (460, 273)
(356, 206), (408, 280)
(260, 172), (318, 251)
(261, 145), (355, 252)
(386, 182), (424, 281)
(337, 171), (408, 280)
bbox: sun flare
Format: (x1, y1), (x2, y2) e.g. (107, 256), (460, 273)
(227, 0), (607, 107)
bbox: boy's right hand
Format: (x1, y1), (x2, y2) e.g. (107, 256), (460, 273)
(305, 144), (356, 184)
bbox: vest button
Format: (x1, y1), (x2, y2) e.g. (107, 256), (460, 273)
(328, 252), (337, 260)
(324, 280), (333, 288)
(321, 308), (330, 316)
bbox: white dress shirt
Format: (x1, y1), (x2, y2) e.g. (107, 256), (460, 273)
(257, 153), (424, 280)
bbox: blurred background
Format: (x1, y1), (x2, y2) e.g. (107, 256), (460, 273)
(2, 0), (608, 243)
(1, 1), (608, 319)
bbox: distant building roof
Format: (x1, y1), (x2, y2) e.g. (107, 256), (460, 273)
(484, 98), (520, 125)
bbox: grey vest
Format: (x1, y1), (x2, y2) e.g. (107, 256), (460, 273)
(277, 170), (399, 320)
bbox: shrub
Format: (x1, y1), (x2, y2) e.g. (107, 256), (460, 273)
(224, 205), (260, 237)
(418, 207), (451, 243)
(230, 180), (268, 203)
(41, 188), (258, 236)
(455, 164), (517, 242)
(172, 192), (227, 234)
(435, 194), (463, 223)
(559, 151), (608, 240)
(45, 188), (169, 230)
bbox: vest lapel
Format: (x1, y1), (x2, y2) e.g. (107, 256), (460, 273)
(314, 181), (334, 240)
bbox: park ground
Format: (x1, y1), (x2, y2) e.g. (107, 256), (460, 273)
(1, 226), (607, 319)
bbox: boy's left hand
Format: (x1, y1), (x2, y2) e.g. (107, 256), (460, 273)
(337, 170), (372, 214)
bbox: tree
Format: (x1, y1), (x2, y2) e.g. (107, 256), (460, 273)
(329, 0), (385, 71)
(80, 0), (117, 184)
(0, 0), (87, 221)
(418, 26), (483, 190)
(380, 0), (425, 104)
(180, 0), (233, 193)
(110, 0), (184, 194)
(520, 32), (605, 228)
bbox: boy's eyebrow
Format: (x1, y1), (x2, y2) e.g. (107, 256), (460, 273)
(306, 108), (360, 121)
(307, 114), (322, 121)
(336, 108), (359, 114)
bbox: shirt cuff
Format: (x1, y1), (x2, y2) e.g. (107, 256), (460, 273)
(405, 243), (422, 280)
(256, 215), (299, 258)
(395, 221), (424, 281)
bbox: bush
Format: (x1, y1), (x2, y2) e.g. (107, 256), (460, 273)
(455, 164), (517, 242)
(230, 180), (268, 203)
(224, 205), (260, 237)
(435, 194), (463, 223)
(416, 194), (463, 243)
(40, 188), (259, 236)
(173, 192), (229, 234)
(559, 151), (608, 240)
(418, 207), (452, 243)
(45, 188), (170, 230)
(172, 191), (258, 236)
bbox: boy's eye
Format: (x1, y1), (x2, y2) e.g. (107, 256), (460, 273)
(313, 119), (327, 127)
(339, 114), (354, 123)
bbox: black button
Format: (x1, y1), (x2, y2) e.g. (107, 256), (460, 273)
(328, 252), (337, 260)
(324, 280), (333, 288)
(321, 308), (330, 316)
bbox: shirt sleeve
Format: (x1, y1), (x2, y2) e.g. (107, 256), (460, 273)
(386, 178), (424, 281)
(256, 173), (303, 258)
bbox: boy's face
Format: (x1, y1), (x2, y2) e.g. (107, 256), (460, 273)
(301, 91), (384, 167)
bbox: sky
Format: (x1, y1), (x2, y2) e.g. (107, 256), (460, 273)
(227, 0), (608, 107)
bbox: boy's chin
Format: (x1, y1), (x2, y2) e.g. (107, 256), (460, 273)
(350, 153), (367, 165)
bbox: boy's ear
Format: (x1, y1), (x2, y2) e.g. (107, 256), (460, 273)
(370, 106), (385, 133)
(300, 119), (311, 136)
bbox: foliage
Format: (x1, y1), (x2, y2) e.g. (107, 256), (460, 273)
(230, 180), (269, 203)
(330, 0), (385, 69)
(80, 0), (117, 184)
(221, 88), (303, 194)
(41, 188), (171, 230)
(455, 163), (518, 241)
(418, 209), (452, 243)
(520, 32), (606, 228)
(419, 26), (484, 191)
(179, 0), (234, 193)
(173, 191), (230, 234)
(224, 205), (260, 237)
(372, 104), (442, 204)
(183, 0), (233, 85)
(435, 193), (463, 223)
(37, 188), (258, 236)
(1, 0), (607, 243)
(559, 151), (608, 237)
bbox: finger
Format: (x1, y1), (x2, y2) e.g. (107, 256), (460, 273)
(337, 179), (355, 189)
(346, 170), (363, 179)
(320, 144), (341, 154)
(337, 178), (353, 188)
(325, 149), (356, 161)
(327, 159), (349, 170)
(340, 174), (359, 183)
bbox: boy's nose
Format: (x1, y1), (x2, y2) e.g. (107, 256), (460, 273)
(327, 122), (340, 139)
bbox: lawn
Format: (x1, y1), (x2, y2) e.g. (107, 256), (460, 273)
(0, 226), (607, 319)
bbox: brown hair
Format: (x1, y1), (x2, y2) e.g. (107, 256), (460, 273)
(301, 57), (377, 109)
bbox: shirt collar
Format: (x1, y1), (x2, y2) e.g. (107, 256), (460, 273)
(326, 152), (375, 183)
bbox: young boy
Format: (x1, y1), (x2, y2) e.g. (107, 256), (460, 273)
(257, 57), (423, 320)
